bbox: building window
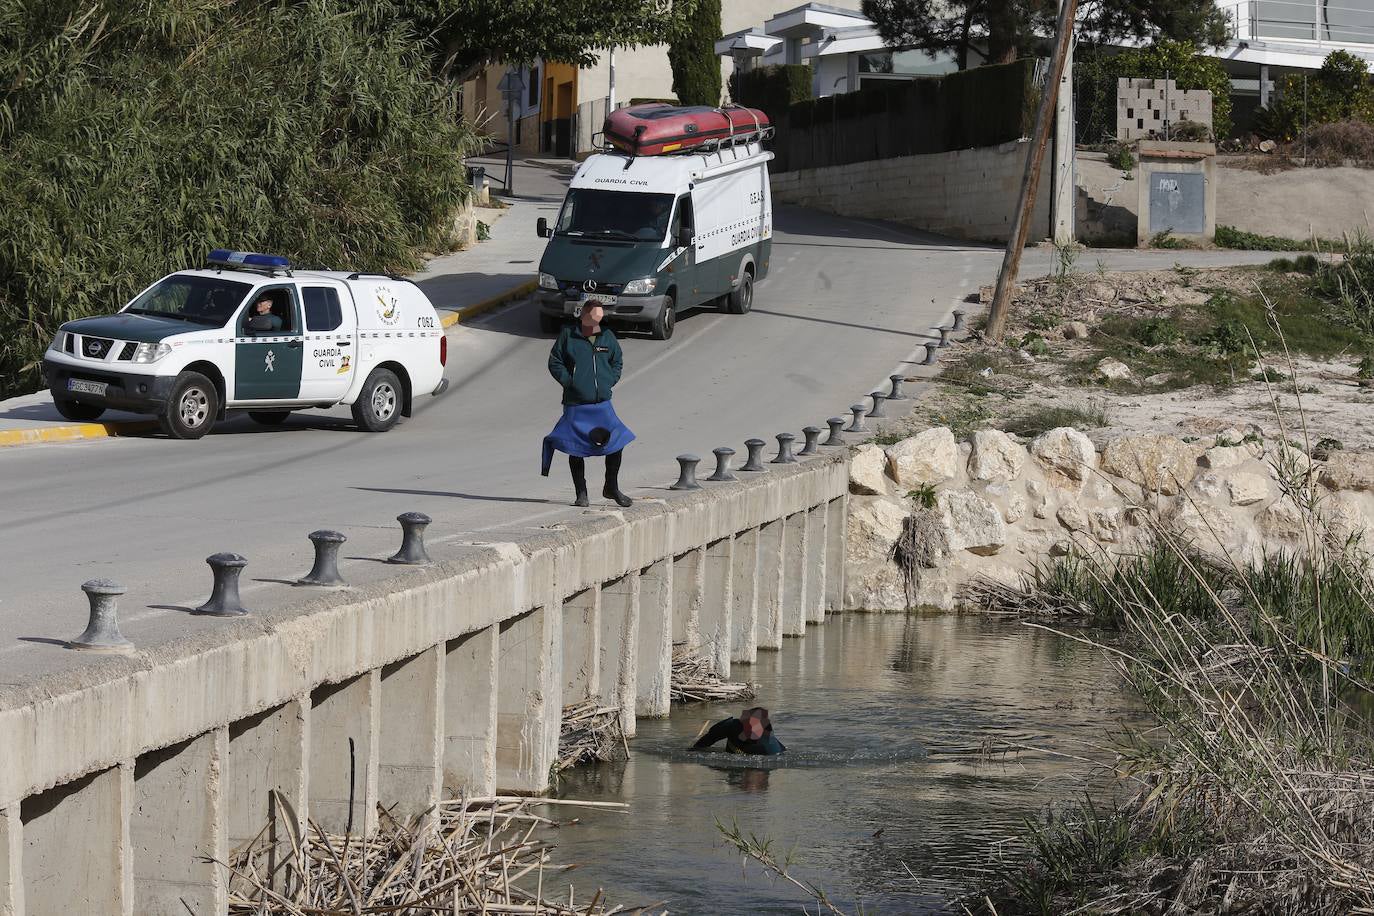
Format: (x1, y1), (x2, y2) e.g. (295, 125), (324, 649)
(528, 67), (540, 107)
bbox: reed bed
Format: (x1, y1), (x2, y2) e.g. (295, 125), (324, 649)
(557, 700), (628, 772)
(670, 646), (755, 704)
(225, 792), (643, 915)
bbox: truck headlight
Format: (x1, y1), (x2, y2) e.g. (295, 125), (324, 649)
(538, 272), (559, 291)
(48, 330), (66, 353)
(131, 342), (172, 363)
(622, 277), (657, 295)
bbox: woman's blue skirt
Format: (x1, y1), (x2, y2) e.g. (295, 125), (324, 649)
(541, 401), (636, 475)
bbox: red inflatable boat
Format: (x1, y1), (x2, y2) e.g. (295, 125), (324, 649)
(603, 104), (770, 156)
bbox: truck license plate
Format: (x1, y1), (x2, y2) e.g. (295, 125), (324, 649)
(67, 379), (107, 396)
(570, 294), (617, 310)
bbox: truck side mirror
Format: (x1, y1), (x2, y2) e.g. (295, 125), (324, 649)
(678, 227), (695, 248)
(537, 217), (551, 239)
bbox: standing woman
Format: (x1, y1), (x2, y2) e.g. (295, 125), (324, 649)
(541, 301), (635, 507)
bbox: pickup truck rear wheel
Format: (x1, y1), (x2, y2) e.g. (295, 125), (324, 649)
(650, 295), (675, 340)
(53, 398), (105, 422)
(159, 371), (218, 440)
(248, 411), (291, 426)
(352, 367), (402, 432)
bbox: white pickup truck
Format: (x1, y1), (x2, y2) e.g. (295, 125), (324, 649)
(41, 249), (449, 439)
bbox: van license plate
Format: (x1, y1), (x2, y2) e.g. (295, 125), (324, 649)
(67, 379), (107, 396)
(573, 294), (617, 308)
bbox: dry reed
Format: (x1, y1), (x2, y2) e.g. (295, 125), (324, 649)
(670, 646), (755, 704)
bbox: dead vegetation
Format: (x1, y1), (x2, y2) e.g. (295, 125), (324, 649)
(669, 646), (755, 704)
(557, 700), (627, 773)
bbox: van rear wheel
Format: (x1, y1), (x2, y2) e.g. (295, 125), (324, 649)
(726, 271), (754, 315)
(352, 367), (402, 432)
(650, 295), (675, 341)
(159, 371), (218, 440)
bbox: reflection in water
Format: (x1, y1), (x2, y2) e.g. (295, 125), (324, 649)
(546, 613), (1144, 915)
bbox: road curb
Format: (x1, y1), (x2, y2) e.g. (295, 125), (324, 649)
(439, 280), (536, 329)
(0, 420), (159, 449)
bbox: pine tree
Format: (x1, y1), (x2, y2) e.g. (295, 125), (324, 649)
(668, 0), (722, 106)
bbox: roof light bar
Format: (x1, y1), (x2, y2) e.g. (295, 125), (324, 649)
(206, 249), (291, 270)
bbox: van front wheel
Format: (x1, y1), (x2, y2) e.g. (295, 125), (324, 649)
(650, 295), (675, 341)
(726, 271), (754, 315)
(352, 367), (402, 432)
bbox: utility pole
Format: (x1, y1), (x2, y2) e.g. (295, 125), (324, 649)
(1051, 21), (1076, 247)
(985, 0), (1079, 342)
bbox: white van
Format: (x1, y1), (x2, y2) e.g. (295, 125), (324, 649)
(535, 141), (773, 339)
(41, 250), (449, 439)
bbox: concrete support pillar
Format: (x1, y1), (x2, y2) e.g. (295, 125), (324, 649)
(22, 765), (133, 916)
(443, 626), (499, 797)
(379, 647), (443, 823)
(805, 506), (828, 624)
(671, 549), (705, 652)
(1260, 64), (1271, 108)
(599, 573), (640, 736)
(131, 729), (229, 916)
(562, 586), (601, 704)
(700, 537), (734, 677)
(756, 519), (786, 651)
(496, 606), (560, 794)
(824, 496), (848, 612)
(226, 698), (308, 884)
(782, 512), (809, 637)
(1, 806), (22, 916)
(309, 671), (380, 836)
(730, 527), (760, 665)
(637, 558), (674, 717)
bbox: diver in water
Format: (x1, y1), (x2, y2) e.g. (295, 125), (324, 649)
(691, 706), (785, 756)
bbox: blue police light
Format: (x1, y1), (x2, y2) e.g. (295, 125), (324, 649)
(206, 249), (291, 270)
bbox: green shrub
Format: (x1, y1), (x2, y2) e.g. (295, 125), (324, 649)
(1255, 51), (1374, 141)
(0, 0), (477, 398)
(1132, 317), (1180, 347)
(667, 0), (722, 106)
(1171, 118), (1211, 141)
(1075, 40), (1233, 142)
(1106, 142), (1136, 171)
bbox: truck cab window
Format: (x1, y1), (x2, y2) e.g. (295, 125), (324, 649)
(671, 195), (694, 241)
(242, 287), (300, 335)
(555, 189), (676, 242)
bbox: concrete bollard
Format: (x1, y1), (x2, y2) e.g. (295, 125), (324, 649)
(866, 391), (886, 418)
(68, 579), (135, 654)
(887, 374), (909, 400)
(670, 454), (702, 490)
(938, 326), (953, 348)
(388, 512), (433, 565)
(822, 418), (845, 446)
(952, 309), (967, 332)
(298, 530), (347, 587)
(798, 426), (822, 456)
(707, 447), (736, 482)
(771, 433), (798, 464)
(922, 343), (939, 366)
(741, 438), (767, 472)
(196, 553), (249, 617)
(845, 404), (866, 433)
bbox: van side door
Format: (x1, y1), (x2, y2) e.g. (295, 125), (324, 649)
(233, 285), (304, 402)
(670, 194), (699, 307)
(297, 282), (358, 403)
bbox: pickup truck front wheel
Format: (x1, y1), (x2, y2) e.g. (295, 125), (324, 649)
(160, 371), (218, 440)
(352, 367), (402, 432)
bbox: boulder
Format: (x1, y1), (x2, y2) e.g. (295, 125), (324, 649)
(1030, 427), (1098, 490)
(850, 444), (892, 496)
(1227, 472), (1271, 507)
(886, 427), (958, 488)
(1100, 434), (1198, 496)
(843, 561), (909, 612)
(1056, 502), (1089, 533)
(1049, 540), (1073, 557)
(1090, 507), (1126, 543)
(938, 491), (1007, 556)
(1323, 491), (1372, 543)
(1200, 445), (1253, 471)
(1193, 472), (1226, 500)
(1063, 321), (1090, 340)
(1319, 452), (1374, 492)
(1166, 498), (1238, 554)
(845, 496), (908, 566)
(1266, 443), (1312, 478)
(968, 429), (1028, 483)
(1097, 357), (1133, 382)
(1256, 498), (1306, 543)
(1004, 493), (1027, 524)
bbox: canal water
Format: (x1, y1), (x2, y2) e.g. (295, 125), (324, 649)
(546, 613), (1144, 914)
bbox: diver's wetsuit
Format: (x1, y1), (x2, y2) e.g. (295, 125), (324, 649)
(692, 717), (786, 755)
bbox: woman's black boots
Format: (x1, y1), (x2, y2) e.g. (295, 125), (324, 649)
(569, 456), (589, 507)
(603, 450), (633, 507)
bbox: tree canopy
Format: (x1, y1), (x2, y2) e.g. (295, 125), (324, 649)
(668, 0), (722, 105)
(860, 0), (1230, 70)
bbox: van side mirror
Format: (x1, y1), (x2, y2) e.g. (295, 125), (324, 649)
(678, 227), (695, 248)
(247, 315), (275, 333)
(537, 217), (552, 239)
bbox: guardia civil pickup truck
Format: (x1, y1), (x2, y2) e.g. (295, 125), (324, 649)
(41, 250), (449, 439)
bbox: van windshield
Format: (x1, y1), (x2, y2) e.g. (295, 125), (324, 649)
(555, 190), (675, 242)
(123, 275), (252, 326)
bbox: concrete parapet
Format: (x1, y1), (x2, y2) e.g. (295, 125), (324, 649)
(756, 519), (787, 651)
(636, 559), (673, 718)
(782, 513), (809, 637)
(379, 647), (443, 823)
(309, 672), (379, 836)
(730, 528), (761, 665)
(700, 538), (734, 676)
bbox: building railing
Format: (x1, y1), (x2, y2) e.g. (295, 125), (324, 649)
(1221, 0), (1374, 50)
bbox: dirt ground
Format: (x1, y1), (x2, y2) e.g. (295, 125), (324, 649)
(900, 263), (1374, 452)
(1076, 151), (1374, 243)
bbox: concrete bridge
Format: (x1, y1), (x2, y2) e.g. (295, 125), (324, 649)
(0, 453), (848, 916)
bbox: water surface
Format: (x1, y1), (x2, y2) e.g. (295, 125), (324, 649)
(548, 613), (1143, 914)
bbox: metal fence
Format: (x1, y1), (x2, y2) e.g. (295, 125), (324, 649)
(1221, 0), (1374, 48)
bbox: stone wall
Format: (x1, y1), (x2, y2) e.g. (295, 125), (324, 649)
(846, 423), (1374, 610)
(769, 139), (1052, 244)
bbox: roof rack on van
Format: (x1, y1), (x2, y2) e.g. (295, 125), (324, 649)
(591, 124), (773, 157)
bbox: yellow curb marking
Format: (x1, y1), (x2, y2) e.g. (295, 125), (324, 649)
(440, 279), (537, 329)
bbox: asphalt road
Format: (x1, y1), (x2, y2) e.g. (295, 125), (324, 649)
(0, 165), (1291, 682)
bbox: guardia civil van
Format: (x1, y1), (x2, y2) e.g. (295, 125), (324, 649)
(534, 138), (773, 340)
(41, 250), (449, 439)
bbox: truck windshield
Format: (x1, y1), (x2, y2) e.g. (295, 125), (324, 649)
(123, 275), (253, 326)
(555, 189), (675, 242)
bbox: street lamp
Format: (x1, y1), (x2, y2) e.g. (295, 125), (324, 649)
(498, 68), (527, 196)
